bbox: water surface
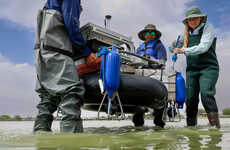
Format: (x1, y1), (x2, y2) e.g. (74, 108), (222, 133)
(0, 118), (230, 150)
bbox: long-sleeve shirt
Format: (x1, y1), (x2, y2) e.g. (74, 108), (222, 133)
(46, 0), (91, 57)
(168, 23), (215, 56)
(155, 42), (167, 61)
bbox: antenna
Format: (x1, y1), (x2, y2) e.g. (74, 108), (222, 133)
(104, 15), (112, 29)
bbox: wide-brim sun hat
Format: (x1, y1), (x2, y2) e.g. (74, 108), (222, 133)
(138, 24), (162, 41)
(183, 6), (207, 24)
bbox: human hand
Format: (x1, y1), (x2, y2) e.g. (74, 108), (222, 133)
(86, 53), (97, 66)
(173, 48), (184, 54)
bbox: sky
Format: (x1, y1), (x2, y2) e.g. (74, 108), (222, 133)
(0, 0), (229, 117)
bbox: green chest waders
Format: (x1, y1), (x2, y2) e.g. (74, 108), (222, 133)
(185, 27), (220, 127)
(33, 6), (85, 133)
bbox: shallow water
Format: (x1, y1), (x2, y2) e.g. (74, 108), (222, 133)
(0, 118), (230, 150)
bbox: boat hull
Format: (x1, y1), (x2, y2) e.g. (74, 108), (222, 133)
(81, 72), (168, 113)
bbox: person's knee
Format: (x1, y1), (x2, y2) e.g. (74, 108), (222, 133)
(36, 101), (58, 116)
(200, 80), (216, 97)
(60, 95), (82, 121)
(35, 114), (53, 122)
(153, 95), (167, 110)
(200, 89), (215, 97)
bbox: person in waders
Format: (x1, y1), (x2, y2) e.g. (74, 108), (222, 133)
(33, 0), (97, 133)
(132, 24), (167, 128)
(168, 6), (220, 128)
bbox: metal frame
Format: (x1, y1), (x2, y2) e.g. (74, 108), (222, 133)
(80, 22), (182, 122)
(162, 71), (182, 122)
(80, 22), (135, 53)
(97, 91), (125, 120)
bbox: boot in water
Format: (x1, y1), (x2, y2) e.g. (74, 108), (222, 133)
(153, 107), (165, 128)
(186, 117), (197, 127)
(207, 112), (220, 128)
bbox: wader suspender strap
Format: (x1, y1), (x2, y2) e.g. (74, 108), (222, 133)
(46, 45), (74, 58)
(34, 1), (75, 59)
(199, 26), (205, 36)
(34, 44), (74, 59)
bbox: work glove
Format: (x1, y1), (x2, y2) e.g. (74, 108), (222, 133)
(97, 46), (108, 57)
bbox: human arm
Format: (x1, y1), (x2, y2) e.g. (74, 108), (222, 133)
(61, 0), (91, 57)
(184, 24), (215, 56)
(156, 42), (167, 64)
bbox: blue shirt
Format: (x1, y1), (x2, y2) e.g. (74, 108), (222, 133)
(46, 0), (91, 56)
(168, 23), (215, 56)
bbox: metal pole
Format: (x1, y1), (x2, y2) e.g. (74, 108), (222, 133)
(104, 15), (112, 29)
(97, 92), (107, 118)
(115, 91), (125, 119)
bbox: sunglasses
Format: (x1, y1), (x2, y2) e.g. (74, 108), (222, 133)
(145, 32), (155, 36)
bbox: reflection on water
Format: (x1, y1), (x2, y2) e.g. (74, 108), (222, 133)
(175, 128), (222, 150)
(0, 119), (230, 150)
(32, 127), (225, 150)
